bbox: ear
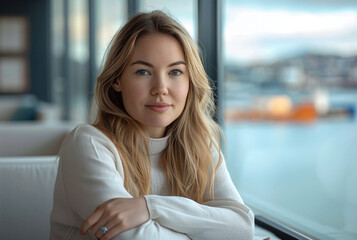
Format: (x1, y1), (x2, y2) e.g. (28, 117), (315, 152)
(112, 80), (121, 92)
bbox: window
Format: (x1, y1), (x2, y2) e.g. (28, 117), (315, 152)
(50, 0), (65, 117)
(95, 0), (127, 69)
(67, 0), (89, 121)
(223, 0), (357, 239)
(51, 0), (90, 121)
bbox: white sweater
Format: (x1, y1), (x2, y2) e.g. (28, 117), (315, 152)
(50, 124), (254, 240)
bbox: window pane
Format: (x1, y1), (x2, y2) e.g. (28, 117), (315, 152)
(139, 0), (197, 40)
(51, 0), (64, 113)
(68, 0), (89, 121)
(223, 0), (357, 239)
(95, 0), (127, 69)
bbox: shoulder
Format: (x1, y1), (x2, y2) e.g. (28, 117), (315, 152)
(69, 123), (108, 139)
(59, 124), (124, 176)
(65, 123), (113, 144)
(60, 123), (117, 156)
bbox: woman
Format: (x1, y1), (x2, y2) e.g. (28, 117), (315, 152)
(50, 10), (254, 240)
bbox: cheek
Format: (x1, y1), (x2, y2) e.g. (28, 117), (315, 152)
(176, 81), (190, 104)
(122, 84), (148, 102)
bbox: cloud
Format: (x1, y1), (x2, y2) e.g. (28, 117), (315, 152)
(224, 7), (357, 63)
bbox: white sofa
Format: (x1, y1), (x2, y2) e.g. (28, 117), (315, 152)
(0, 122), (77, 240)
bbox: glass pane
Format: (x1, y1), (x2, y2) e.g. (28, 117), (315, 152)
(139, 0), (197, 40)
(68, 0), (89, 121)
(50, 0), (64, 116)
(223, 0), (357, 239)
(95, 0), (127, 69)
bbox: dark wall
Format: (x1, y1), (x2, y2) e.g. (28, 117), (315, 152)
(0, 0), (51, 102)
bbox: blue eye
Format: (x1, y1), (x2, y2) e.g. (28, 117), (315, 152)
(136, 69), (149, 76)
(170, 69), (182, 76)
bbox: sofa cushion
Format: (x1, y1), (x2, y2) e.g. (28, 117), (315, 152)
(0, 122), (76, 156)
(9, 97), (38, 121)
(0, 156), (58, 240)
(0, 95), (37, 121)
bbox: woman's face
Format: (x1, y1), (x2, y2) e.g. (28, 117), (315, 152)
(113, 33), (190, 138)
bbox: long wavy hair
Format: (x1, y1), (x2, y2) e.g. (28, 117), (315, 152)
(91, 10), (222, 203)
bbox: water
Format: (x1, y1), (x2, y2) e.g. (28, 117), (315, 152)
(224, 90), (357, 240)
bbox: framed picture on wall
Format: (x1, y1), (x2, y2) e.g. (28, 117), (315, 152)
(0, 16), (28, 54)
(0, 57), (29, 93)
(0, 16), (30, 93)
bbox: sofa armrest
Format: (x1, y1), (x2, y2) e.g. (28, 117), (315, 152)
(0, 156), (59, 240)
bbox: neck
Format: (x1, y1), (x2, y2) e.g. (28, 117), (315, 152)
(144, 127), (167, 139)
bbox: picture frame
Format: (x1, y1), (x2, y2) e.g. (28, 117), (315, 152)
(0, 16), (30, 93)
(0, 56), (29, 93)
(0, 16), (29, 54)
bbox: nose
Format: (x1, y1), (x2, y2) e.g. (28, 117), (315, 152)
(150, 75), (168, 96)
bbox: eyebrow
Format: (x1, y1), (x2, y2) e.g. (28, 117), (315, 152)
(131, 60), (186, 68)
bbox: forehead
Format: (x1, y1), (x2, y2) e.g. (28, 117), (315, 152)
(129, 33), (185, 64)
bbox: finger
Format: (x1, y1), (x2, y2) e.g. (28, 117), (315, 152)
(94, 219), (118, 239)
(100, 223), (127, 240)
(96, 211), (132, 240)
(94, 224), (108, 239)
(80, 209), (104, 234)
(92, 219), (107, 238)
(92, 216), (112, 238)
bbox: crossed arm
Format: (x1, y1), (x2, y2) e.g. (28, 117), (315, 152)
(60, 130), (254, 240)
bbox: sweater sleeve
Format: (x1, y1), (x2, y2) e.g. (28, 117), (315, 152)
(60, 125), (190, 240)
(143, 147), (254, 240)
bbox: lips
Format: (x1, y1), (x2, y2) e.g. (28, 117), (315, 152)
(146, 102), (171, 113)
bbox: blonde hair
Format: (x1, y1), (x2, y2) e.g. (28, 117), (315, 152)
(91, 10), (222, 203)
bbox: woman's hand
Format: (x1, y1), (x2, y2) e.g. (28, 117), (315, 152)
(80, 197), (150, 240)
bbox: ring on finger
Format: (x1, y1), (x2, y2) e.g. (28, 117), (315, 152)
(100, 226), (109, 234)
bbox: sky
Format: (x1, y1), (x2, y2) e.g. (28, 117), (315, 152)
(224, 0), (357, 65)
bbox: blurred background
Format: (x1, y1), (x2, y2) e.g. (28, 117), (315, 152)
(0, 0), (356, 239)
